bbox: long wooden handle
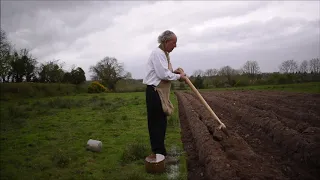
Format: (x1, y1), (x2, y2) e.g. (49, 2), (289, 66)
(185, 77), (226, 129)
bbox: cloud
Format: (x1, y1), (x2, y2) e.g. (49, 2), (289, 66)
(1, 0), (319, 79)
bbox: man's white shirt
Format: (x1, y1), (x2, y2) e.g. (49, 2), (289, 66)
(143, 47), (181, 86)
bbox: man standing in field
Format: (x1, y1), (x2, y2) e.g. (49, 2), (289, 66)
(143, 30), (187, 163)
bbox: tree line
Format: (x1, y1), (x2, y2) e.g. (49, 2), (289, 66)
(0, 29), (132, 90)
(188, 58), (319, 89)
(1, 28), (319, 90)
(1, 29), (86, 84)
(191, 59), (319, 78)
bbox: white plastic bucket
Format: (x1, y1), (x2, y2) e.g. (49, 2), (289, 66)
(86, 139), (102, 152)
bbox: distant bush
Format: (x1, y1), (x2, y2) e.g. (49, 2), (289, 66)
(114, 79), (145, 92)
(88, 81), (108, 93)
(192, 72), (320, 89)
(0, 82), (87, 100)
(234, 76), (250, 87)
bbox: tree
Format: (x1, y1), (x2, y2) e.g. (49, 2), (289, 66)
(192, 69), (204, 77)
(219, 66), (238, 86)
(193, 75), (204, 89)
(309, 58), (320, 73)
(62, 72), (72, 83)
(0, 30), (37, 83)
(124, 72), (132, 79)
(203, 68), (218, 88)
(299, 60), (309, 73)
(89, 56), (130, 90)
(242, 60), (260, 77)
(279, 60), (298, 73)
(10, 50), (26, 82)
(0, 29), (12, 82)
(20, 48), (37, 82)
(204, 68), (218, 77)
(38, 60), (65, 83)
(70, 67), (86, 84)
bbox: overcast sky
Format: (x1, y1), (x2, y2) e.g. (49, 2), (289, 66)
(1, 1), (319, 80)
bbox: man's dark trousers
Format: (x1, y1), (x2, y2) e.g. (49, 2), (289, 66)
(146, 85), (167, 156)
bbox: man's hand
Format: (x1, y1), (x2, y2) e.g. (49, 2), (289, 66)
(173, 67), (187, 82)
(174, 67), (185, 75)
(178, 73), (187, 82)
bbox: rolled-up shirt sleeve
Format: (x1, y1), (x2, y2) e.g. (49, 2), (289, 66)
(151, 51), (181, 81)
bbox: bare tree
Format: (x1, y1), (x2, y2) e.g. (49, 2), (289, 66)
(279, 60), (298, 73)
(20, 48), (37, 82)
(242, 60), (260, 77)
(309, 58), (320, 73)
(192, 69), (205, 77)
(0, 28), (12, 82)
(219, 65), (238, 86)
(204, 68), (218, 77)
(235, 69), (244, 75)
(299, 60), (308, 73)
(219, 66), (238, 76)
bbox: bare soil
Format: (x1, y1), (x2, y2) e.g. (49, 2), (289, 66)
(175, 90), (320, 180)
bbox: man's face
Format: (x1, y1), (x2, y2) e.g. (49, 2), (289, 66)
(165, 35), (177, 53)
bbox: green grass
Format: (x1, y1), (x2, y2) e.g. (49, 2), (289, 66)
(0, 92), (187, 180)
(197, 82), (320, 93)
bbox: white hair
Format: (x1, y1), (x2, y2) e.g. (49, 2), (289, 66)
(157, 30), (175, 44)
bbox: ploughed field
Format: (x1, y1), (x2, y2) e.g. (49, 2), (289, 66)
(175, 90), (320, 180)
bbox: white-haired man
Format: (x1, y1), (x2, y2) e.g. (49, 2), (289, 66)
(143, 30), (186, 163)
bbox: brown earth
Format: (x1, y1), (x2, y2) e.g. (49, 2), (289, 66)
(175, 90), (320, 180)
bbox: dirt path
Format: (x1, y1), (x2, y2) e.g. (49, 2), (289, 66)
(175, 90), (320, 180)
